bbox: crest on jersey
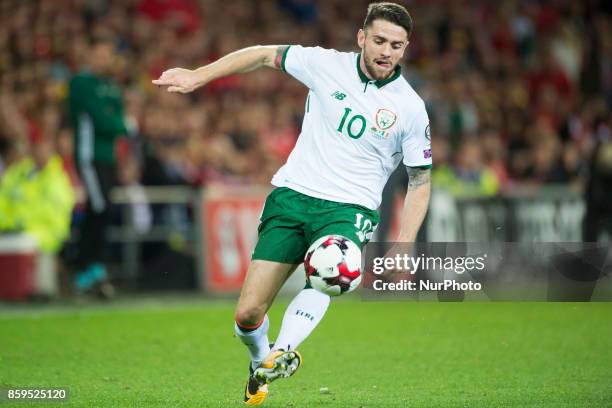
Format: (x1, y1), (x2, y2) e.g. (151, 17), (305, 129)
(375, 109), (397, 130)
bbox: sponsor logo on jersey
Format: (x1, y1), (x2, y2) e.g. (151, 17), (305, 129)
(425, 124), (431, 140)
(375, 109), (397, 130)
(369, 127), (389, 139)
(423, 148), (432, 159)
(331, 90), (347, 100)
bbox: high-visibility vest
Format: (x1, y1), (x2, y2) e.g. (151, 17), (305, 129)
(0, 156), (75, 253)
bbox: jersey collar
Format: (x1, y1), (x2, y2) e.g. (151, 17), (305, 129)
(356, 54), (401, 88)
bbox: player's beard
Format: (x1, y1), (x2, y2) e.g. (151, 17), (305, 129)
(363, 45), (395, 81)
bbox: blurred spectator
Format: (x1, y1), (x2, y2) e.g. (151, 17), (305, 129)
(68, 34), (128, 295)
(0, 135), (74, 252)
(117, 156), (152, 235)
(0, 89), (28, 175)
(584, 115), (612, 241)
(526, 48), (574, 106)
(481, 129), (511, 191)
(0, 134), (75, 296)
(0, 0), (609, 234)
(0, 0), (609, 302)
(279, 0), (319, 24)
(137, 0), (202, 36)
(0, 138), (19, 177)
(433, 141), (499, 198)
(142, 137), (191, 185)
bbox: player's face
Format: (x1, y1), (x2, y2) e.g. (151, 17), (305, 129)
(90, 43), (115, 75)
(357, 19), (409, 81)
(32, 138), (53, 169)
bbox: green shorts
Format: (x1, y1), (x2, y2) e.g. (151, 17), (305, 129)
(252, 187), (380, 264)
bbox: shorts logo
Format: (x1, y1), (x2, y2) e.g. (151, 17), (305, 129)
(375, 109), (397, 130)
(423, 149), (432, 159)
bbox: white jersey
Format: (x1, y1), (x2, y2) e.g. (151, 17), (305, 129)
(271, 45), (432, 210)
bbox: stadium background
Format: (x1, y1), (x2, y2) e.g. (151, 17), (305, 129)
(1, 1), (611, 407)
(1, 0), (611, 295)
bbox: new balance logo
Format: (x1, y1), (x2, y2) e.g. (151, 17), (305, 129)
(331, 91), (347, 100)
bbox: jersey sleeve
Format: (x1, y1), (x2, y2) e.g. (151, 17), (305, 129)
(281, 45), (332, 90)
(401, 104), (432, 168)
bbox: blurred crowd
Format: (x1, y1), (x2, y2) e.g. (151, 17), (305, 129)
(0, 0), (611, 193)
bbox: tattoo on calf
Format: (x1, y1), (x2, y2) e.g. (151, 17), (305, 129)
(406, 167), (431, 191)
(274, 46), (289, 69)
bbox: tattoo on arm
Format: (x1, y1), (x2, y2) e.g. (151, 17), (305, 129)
(273, 45), (289, 70)
(406, 167), (431, 191)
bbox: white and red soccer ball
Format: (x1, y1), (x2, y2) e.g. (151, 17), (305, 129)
(304, 235), (362, 296)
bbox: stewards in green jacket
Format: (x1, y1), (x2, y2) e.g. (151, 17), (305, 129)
(0, 139), (75, 254)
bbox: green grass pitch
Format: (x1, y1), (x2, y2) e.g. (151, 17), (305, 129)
(1, 300), (611, 407)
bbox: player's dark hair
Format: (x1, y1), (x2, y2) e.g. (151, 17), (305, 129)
(364, 2), (413, 38)
(89, 31), (116, 48)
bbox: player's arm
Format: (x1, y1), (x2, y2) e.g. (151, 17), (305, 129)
(396, 166), (431, 241)
(152, 45), (289, 93)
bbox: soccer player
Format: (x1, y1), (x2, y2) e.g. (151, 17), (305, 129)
(153, 2), (431, 405)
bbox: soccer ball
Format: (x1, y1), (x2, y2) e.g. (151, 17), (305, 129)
(304, 235), (362, 296)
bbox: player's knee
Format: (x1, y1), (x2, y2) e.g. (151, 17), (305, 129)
(235, 304), (266, 328)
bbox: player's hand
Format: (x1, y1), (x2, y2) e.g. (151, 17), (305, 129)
(380, 242), (416, 283)
(152, 68), (198, 93)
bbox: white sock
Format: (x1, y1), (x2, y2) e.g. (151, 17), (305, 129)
(234, 314), (271, 370)
(274, 289), (330, 351)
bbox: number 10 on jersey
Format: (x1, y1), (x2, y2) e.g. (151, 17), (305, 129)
(337, 108), (366, 139)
